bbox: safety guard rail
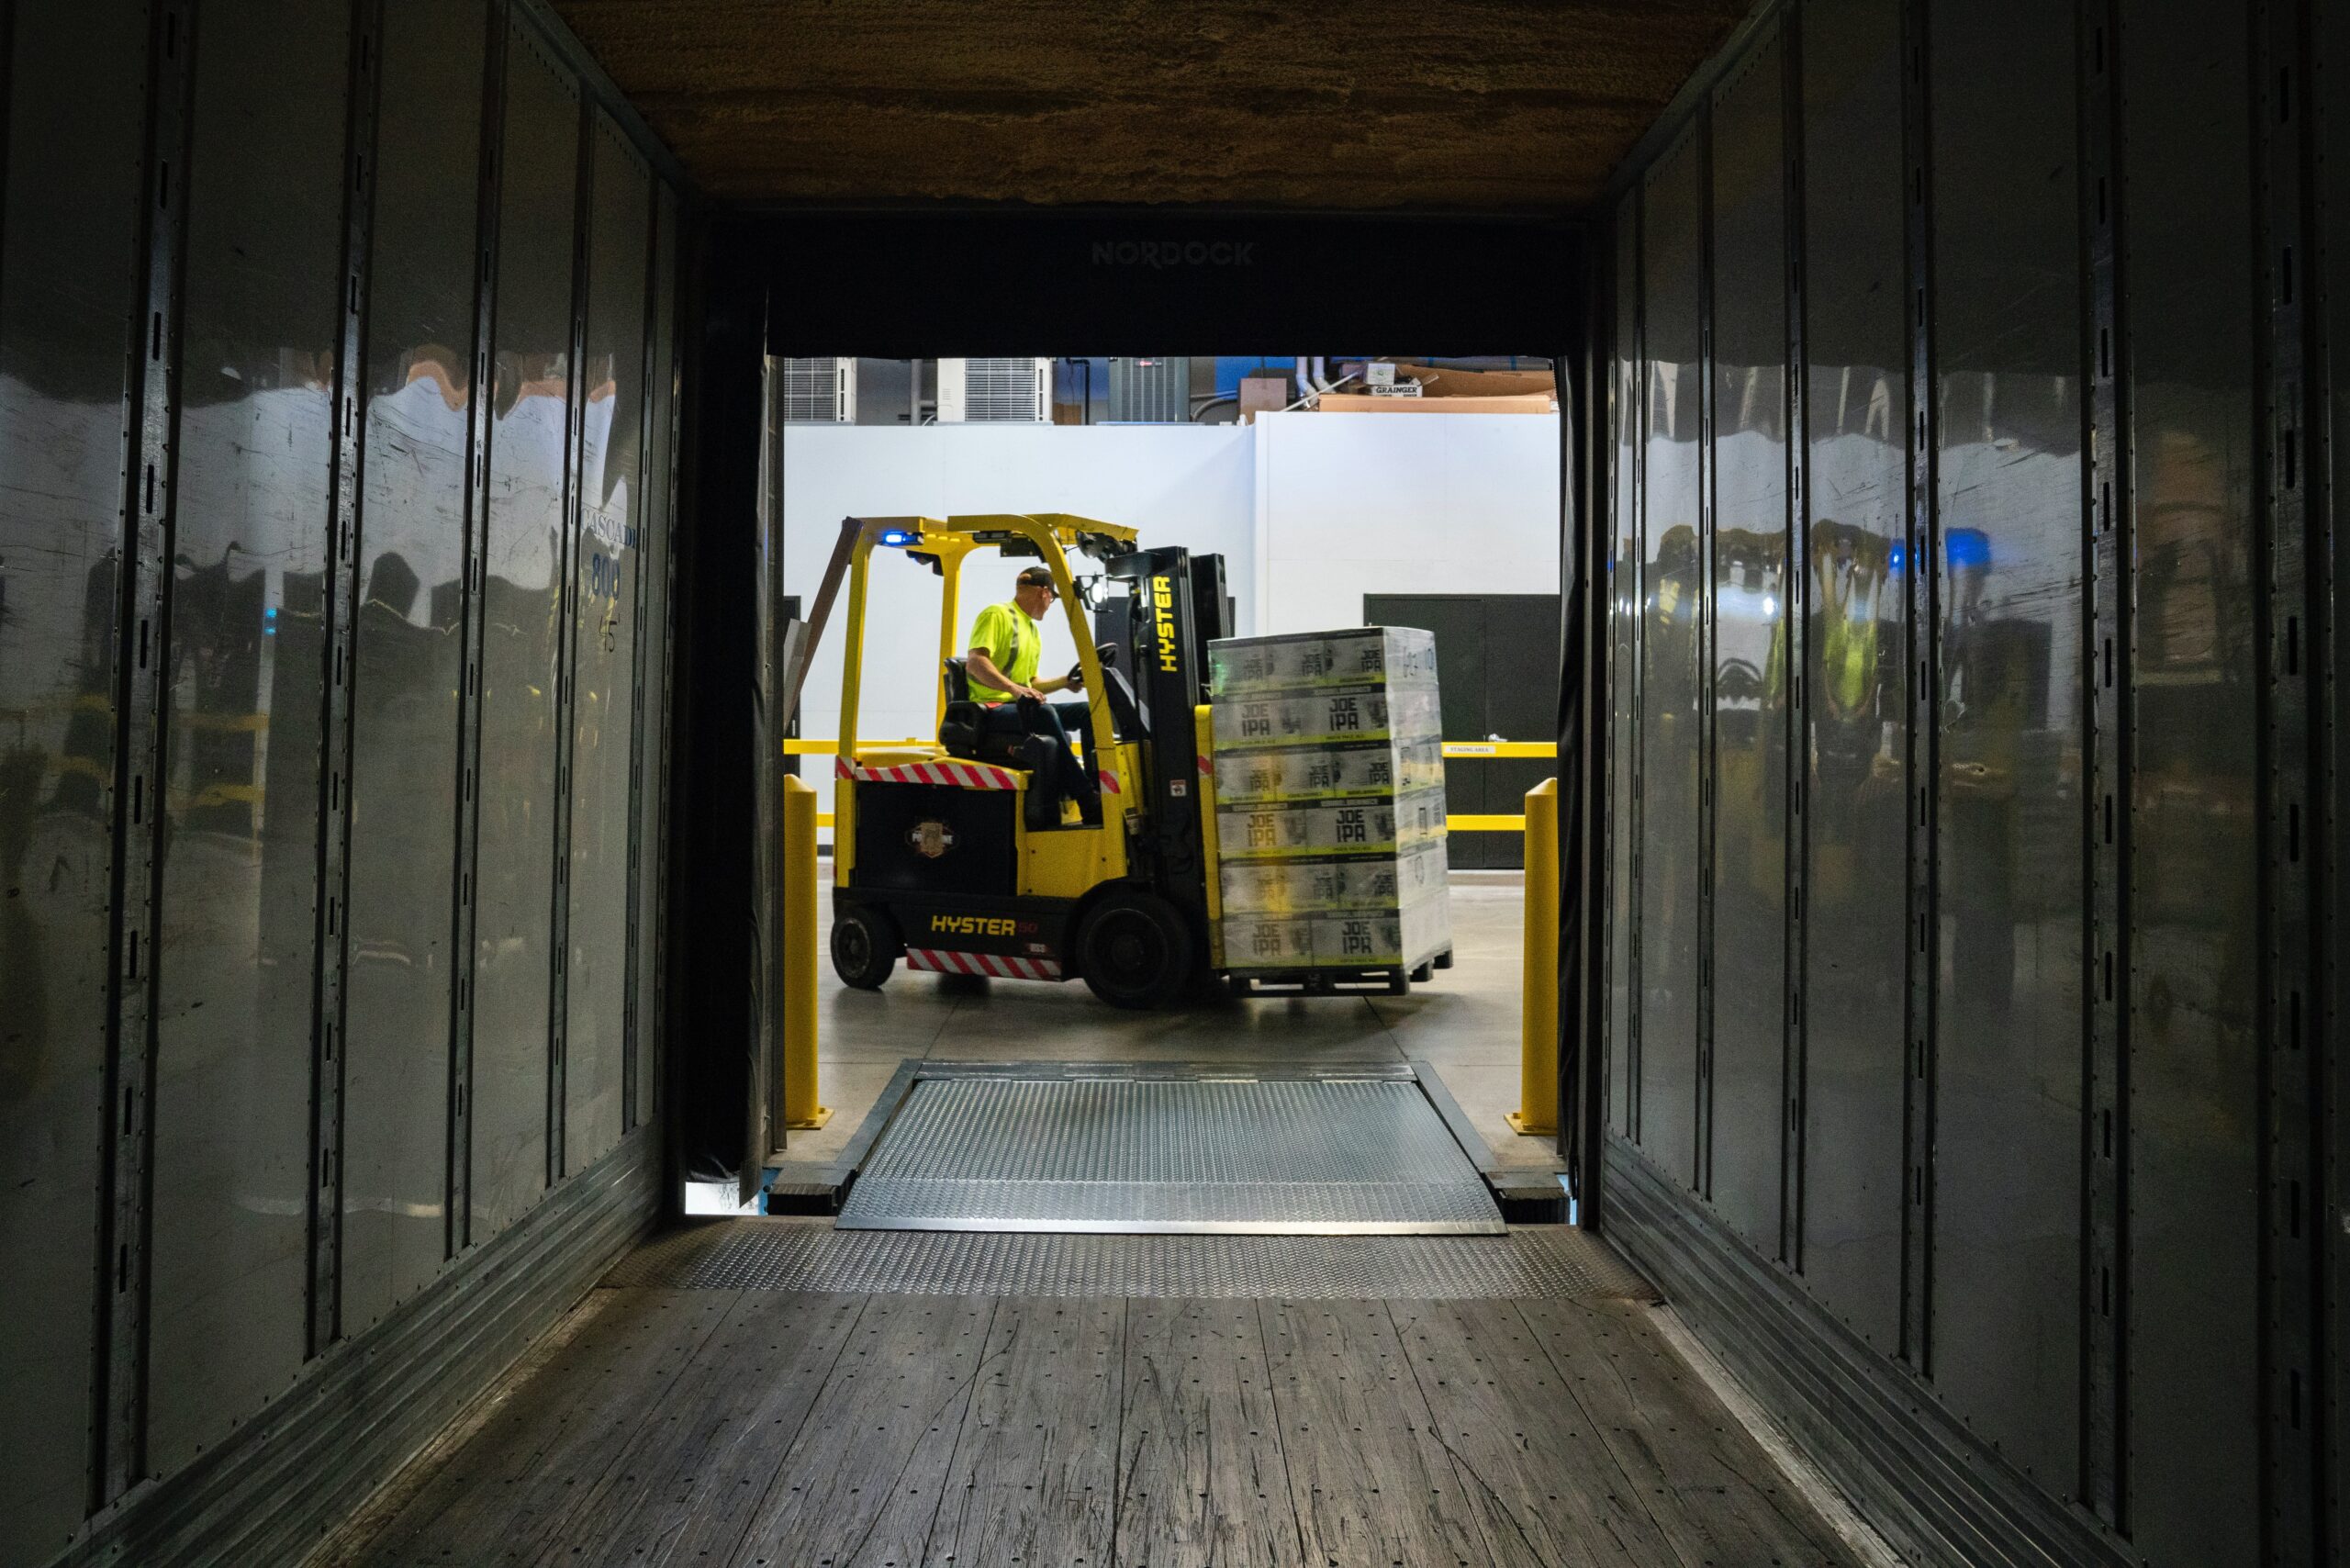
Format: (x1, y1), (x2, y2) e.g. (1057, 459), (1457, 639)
(784, 737), (1553, 833)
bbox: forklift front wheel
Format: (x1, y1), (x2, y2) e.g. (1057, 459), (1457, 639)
(830, 905), (901, 991)
(1075, 890), (1193, 1010)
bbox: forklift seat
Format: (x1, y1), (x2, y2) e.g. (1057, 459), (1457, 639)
(942, 656), (971, 704)
(938, 697), (1099, 831)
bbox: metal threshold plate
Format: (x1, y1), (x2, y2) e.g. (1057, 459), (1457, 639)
(834, 1077), (1505, 1236)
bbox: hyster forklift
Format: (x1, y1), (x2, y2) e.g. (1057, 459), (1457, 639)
(798, 513), (1237, 1008)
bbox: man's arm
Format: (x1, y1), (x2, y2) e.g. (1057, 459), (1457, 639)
(965, 645), (1042, 701)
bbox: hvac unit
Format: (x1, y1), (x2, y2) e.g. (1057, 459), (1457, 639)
(778, 357), (856, 422)
(1106, 357), (1192, 422)
(936, 357), (1052, 422)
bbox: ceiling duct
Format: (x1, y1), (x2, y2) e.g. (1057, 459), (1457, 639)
(937, 357), (1052, 422)
(777, 356), (856, 422)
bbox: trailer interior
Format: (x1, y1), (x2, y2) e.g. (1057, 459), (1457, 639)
(0, 3), (2340, 1567)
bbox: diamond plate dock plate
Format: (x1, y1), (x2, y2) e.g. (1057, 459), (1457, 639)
(606, 1221), (1654, 1300)
(834, 1077), (1505, 1235)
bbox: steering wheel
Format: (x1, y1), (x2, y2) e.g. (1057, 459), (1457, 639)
(1068, 643), (1118, 692)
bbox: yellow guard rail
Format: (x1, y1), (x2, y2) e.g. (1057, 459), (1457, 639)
(1506, 778), (1560, 1137)
(783, 737), (1554, 833)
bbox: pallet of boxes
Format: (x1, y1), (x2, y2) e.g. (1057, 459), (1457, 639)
(1206, 627), (1454, 996)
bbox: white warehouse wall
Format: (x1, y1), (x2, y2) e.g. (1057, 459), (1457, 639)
(1251, 410), (1561, 635)
(780, 413), (1561, 761)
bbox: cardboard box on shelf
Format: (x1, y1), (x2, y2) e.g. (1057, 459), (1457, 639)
(1337, 361), (1559, 398)
(1312, 391), (1554, 415)
(1238, 375), (1292, 423)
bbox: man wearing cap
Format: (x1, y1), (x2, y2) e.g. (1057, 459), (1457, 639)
(964, 565), (1083, 702)
(963, 565), (1096, 817)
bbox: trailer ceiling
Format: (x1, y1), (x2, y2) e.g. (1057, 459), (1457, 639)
(545, 0), (1751, 208)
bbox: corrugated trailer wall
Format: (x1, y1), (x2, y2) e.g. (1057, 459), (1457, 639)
(0, 3), (687, 1563)
(1594, 2), (2342, 1565)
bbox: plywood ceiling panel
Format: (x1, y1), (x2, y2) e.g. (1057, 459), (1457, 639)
(546, 0), (1751, 207)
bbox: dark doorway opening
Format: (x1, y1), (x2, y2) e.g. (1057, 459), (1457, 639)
(1365, 592), (1562, 870)
(668, 207), (1600, 1204)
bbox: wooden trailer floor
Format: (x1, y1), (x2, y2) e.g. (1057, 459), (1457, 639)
(318, 1224), (1863, 1568)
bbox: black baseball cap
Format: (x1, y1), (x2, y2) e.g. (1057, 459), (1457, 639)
(1016, 566), (1058, 593)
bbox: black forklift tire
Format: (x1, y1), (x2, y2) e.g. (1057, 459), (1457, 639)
(1075, 890), (1193, 1010)
(830, 904), (901, 991)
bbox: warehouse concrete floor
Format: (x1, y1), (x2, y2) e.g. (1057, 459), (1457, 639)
(777, 872), (1543, 1179)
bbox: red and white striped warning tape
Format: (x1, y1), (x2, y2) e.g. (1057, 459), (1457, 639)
(833, 755), (1123, 798)
(905, 948), (1063, 980)
(835, 756), (1023, 790)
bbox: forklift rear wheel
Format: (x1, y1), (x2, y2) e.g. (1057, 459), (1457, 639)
(831, 905), (900, 990)
(1076, 890), (1193, 1010)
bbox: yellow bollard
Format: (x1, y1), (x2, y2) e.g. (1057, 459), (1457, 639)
(780, 774), (831, 1128)
(1507, 778), (1560, 1137)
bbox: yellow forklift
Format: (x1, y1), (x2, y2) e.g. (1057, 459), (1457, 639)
(795, 513), (1236, 1008)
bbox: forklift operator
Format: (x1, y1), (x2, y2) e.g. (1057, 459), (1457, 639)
(963, 565), (1098, 810)
(964, 566), (1081, 702)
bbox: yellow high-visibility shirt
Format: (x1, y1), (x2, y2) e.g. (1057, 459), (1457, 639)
(967, 600), (1041, 700)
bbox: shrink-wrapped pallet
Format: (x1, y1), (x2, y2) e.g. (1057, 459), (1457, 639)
(1205, 627), (1452, 980)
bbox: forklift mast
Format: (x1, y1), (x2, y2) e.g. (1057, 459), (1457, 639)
(1099, 547), (1231, 947)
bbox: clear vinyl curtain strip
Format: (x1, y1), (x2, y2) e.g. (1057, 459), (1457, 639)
(1703, 23), (1794, 1256)
(1776, 8), (1812, 1275)
(2111, 0), (2268, 1556)
(341, 0), (495, 1330)
(1896, 0), (1938, 1388)
(1793, 0), (1909, 1358)
(449, 0), (512, 1259)
(620, 135), (664, 1139)
(2076, 0), (2129, 1524)
(471, 19), (576, 1239)
(0, 1), (165, 1548)
(99, 0), (196, 1503)
(308, 0), (389, 1362)
(2322, 5), (2350, 1551)
(0, 0), (687, 1544)
(2255, 4), (2331, 1562)
(1637, 125), (1707, 1194)
(1600, 0), (2341, 1562)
